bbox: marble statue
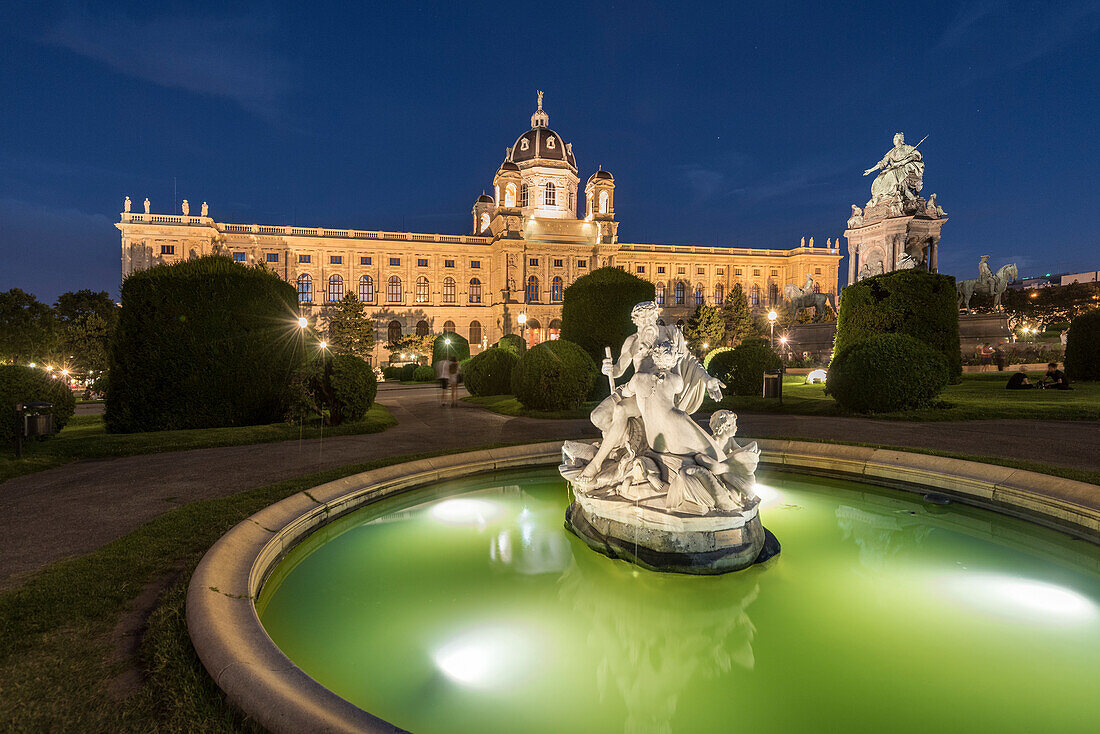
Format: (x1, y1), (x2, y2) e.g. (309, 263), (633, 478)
(957, 258), (1018, 313)
(847, 205), (864, 228)
(926, 192), (944, 218)
(560, 301), (778, 574)
(143, 197), (150, 214)
(181, 199), (190, 216)
(783, 277), (837, 323)
(863, 132), (925, 206)
(201, 201), (208, 217)
(123, 196), (131, 213)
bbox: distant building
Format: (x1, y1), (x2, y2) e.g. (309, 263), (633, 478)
(1008, 270), (1100, 290)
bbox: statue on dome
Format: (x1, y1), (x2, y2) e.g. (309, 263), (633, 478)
(181, 199), (189, 216)
(201, 201), (209, 217)
(863, 132), (926, 206)
(123, 196), (131, 213)
(144, 197), (150, 214)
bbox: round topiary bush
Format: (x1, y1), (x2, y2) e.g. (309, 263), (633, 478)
(826, 333), (949, 413)
(703, 347), (732, 371)
(1064, 309), (1100, 381)
(510, 339), (597, 411)
(463, 348), (518, 396)
(707, 338), (781, 396)
(382, 365), (401, 381)
(0, 365), (77, 442)
(399, 363), (418, 382)
(328, 354), (377, 423)
(494, 333), (526, 356)
(432, 333), (470, 364)
(412, 364), (436, 382)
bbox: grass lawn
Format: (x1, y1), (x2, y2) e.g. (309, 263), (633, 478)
(705, 372), (1100, 422)
(463, 394), (597, 419)
(0, 404), (396, 483)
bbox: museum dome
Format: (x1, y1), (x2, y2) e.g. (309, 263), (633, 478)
(476, 193), (495, 203)
(588, 168), (613, 183)
(507, 92), (577, 172)
(498, 160), (520, 173)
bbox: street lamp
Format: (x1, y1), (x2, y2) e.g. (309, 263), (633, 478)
(767, 310), (777, 348)
(517, 312), (528, 344)
(319, 340), (328, 350)
(297, 317), (308, 328)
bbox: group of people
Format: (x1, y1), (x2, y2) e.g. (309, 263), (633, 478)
(434, 357), (462, 406)
(1006, 362), (1071, 391)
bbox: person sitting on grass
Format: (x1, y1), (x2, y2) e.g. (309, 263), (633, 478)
(1039, 362), (1072, 390)
(1005, 367), (1033, 390)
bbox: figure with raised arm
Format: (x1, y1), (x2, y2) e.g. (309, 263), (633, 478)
(863, 132), (925, 205)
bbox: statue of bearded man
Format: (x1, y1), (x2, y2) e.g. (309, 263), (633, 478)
(864, 132), (925, 206)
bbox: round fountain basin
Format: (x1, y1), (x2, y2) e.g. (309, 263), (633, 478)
(255, 466), (1100, 734)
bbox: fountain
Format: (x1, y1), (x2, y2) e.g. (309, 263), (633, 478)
(560, 301), (779, 573)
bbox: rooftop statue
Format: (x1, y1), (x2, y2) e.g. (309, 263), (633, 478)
(123, 196), (131, 213)
(863, 132), (925, 206)
(143, 197), (151, 214)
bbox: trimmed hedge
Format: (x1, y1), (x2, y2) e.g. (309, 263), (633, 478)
(511, 339), (597, 410)
(432, 332), (470, 364)
(382, 365), (402, 381)
(399, 363), (418, 382)
(1065, 309), (1100, 381)
(494, 333), (526, 355)
(826, 334), (949, 413)
(561, 267), (656, 363)
(328, 354), (377, 423)
(834, 270), (961, 380)
(105, 256), (302, 432)
(412, 364), (436, 382)
(707, 338), (781, 396)
(703, 347), (732, 371)
(463, 348), (518, 396)
(0, 365), (76, 442)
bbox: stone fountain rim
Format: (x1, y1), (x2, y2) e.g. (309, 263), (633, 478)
(186, 440), (1100, 734)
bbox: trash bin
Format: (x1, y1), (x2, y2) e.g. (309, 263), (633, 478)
(762, 370), (783, 400)
(19, 401), (54, 437)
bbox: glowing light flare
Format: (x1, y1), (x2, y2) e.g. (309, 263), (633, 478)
(429, 498), (502, 527)
(941, 573), (1098, 624)
(297, 317), (308, 328)
(807, 369), (827, 384)
(433, 623), (539, 688)
(767, 310), (777, 322)
(752, 482), (781, 508)
(318, 341), (328, 349)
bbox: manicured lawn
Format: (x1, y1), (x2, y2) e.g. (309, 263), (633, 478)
(0, 404), (396, 483)
(706, 373), (1100, 421)
(462, 394), (597, 419)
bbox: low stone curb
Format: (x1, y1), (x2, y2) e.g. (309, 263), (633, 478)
(187, 440), (1099, 733)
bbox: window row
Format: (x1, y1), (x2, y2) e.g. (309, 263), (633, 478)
(387, 320), (483, 346)
(653, 282), (784, 307)
(296, 274), (484, 304)
(523, 275), (565, 303)
(517, 182), (571, 208)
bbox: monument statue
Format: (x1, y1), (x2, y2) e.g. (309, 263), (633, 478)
(926, 192), (945, 218)
(143, 197), (151, 214)
(123, 196), (131, 213)
(181, 199), (189, 216)
(783, 276), (837, 323)
(560, 302), (779, 574)
(863, 132), (925, 206)
(957, 258), (1018, 313)
(201, 201), (209, 217)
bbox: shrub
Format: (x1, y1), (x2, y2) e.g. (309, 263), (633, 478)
(105, 256), (302, 432)
(399, 363), (418, 382)
(561, 267), (656, 363)
(382, 365), (402, 381)
(826, 334), (949, 413)
(327, 354), (377, 423)
(834, 270), (961, 380)
(0, 365), (76, 442)
(432, 332), (470, 364)
(703, 347), (732, 371)
(1065, 309), (1100, 381)
(463, 348), (518, 396)
(494, 333), (526, 355)
(412, 364), (435, 382)
(510, 339), (597, 411)
(707, 338), (781, 396)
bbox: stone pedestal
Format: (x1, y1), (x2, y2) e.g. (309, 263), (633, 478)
(845, 203), (946, 282)
(958, 313), (1013, 348)
(786, 322), (837, 358)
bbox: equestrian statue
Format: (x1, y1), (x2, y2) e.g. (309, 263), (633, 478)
(784, 275), (837, 322)
(957, 256), (1017, 313)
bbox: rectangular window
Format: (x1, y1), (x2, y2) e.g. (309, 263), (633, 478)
(815, 267), (822, 275)
(770, 269), (777, 277)
(717, 268), (724, 275)
(577, 259), (587, 268)
(266, 253), (279, 263)
(554, 259), (563, 268)
(735, 268), (742, 275)
(360, 256), (371, 265)
(445, 259), (455, 268)
(299, 254), (312, 264)
(160, 245), (175, 255)
(697, 267), (705, 275)
(636, 265), (645, 274)
(657, 266), (666, 274)
(389, 257), (400, 267)
(470, 260), (481, 269)
(232, 252), (246, 262)
(330, 255), (343, 265)
(677, 267), (686, 275)
(529, 258), (539, 267)
(417, 258), (428, 267)
(753, 269), (761, 276)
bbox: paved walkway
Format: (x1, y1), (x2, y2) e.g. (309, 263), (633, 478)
(1, 383), (1098, 589)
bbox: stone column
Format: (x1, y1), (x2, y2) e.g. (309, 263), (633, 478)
(847, 240), (858, 283)
(928, 235), (939, 272)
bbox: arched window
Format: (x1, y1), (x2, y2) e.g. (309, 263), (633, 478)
(813, 282), (821, 293)
(415, 276), (429, 304)
(504, 183), (517, 207)
(694, 283), (704, 306)
(415, 320), (429, 337)
(479, 212), (490, 232)
(750, 284), (760, 307)
(674, 281), (685, 305)
(568, 189), (575, 211)
(769, 283), (779, 305)
(675, 318), (685, 328)
(469, 278), (481, 304)
(442, 277), (456, 304)
(328, 274), (344, 303)
(714, 283), (724, 305)
(494, 184), (500, 204)
(387, 275), (402, 303)
(358, 275), (374, 303)
(469, 320), (482, 345)
(526, 275), (539, 303)
(297, 274), (312, 303)
(549, 318), (562, 340)
(599, 190), (609, 213)
(526, 318), (543, 346)
(443, 320), (455, 333)
(545, 182), (556, 206)
(387, 320), (402, 344)
(656, 282), (665, 306)
(519, 183), (529, 207)
(551, 276), (563, 302)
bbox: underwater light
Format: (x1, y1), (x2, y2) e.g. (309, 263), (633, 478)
(943, 573), (1097, 623)
(429, 498), (502, 527)
(433, 623), (536, 688)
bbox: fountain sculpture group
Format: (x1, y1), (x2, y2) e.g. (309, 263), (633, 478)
(560, 301), (780, 574)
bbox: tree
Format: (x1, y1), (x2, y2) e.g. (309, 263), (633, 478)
(561, 267), (655, 363)
(322, 292), (375, 360)
(682, 303), (725, 354)
(54, 289), (117, 325)
(0, 288), (57, 365)
(1001, 281), (1100, 330)
(719, 283), (756, 346)
(54, 290), (118, 373)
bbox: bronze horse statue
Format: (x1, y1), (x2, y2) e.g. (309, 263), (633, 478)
(957, 263), (1017, 313)
(783, 284), (837, 322)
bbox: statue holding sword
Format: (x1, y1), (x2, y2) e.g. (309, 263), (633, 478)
(863, 132), (927, 206)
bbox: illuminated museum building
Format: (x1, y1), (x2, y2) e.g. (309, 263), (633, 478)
(117, 96), (841, 364)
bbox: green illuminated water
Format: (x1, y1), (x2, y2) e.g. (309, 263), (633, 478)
(257, 468), (1100, 733)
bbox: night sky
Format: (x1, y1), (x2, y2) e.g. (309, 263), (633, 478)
(2, 1), (1098, 302)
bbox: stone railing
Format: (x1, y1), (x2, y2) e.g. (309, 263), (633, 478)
(619, 243), (839, 257)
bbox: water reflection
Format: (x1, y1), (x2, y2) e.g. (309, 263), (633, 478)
(489, 503), (574, 575)
(835, 503), (933, 571)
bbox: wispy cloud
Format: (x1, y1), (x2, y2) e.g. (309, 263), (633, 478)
(41, 8), (295, 115)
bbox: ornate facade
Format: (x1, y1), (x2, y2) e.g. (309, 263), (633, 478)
(117, 95), (842, 365)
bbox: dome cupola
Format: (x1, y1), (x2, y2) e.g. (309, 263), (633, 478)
(506, 91), (577, 172)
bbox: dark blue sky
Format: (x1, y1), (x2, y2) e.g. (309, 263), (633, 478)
(2, 1), (1098, 301)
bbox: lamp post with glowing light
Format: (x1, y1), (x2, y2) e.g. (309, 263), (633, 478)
(517, 312), (527, 346)
(767, 310), (777, 348)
